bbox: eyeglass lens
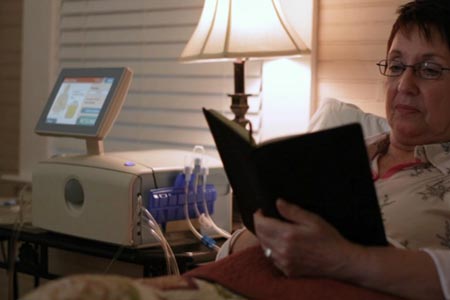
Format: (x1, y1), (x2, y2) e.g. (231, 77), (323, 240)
(377, 60), (447, 79)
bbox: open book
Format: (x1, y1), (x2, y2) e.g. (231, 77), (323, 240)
(203, 108), (387, 246)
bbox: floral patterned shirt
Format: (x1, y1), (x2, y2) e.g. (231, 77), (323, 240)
(367, 133), (450, 250)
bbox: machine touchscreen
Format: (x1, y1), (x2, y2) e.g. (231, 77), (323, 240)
(45, 76), (114, 126)
(35, 67), (132, 154)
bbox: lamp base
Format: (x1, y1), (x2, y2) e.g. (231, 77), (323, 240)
(228, 93), (252, 131)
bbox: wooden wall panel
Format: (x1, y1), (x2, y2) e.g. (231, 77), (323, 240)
(0, 0), (22, 196)
(315, 0), (408, 116)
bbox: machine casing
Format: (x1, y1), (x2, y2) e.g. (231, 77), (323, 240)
(32, 149), (232, 246)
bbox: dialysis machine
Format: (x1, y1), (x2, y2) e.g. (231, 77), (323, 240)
(31, 67), (232, 247)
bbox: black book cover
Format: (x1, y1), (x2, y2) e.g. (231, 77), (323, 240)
(203, 108), (387, 246)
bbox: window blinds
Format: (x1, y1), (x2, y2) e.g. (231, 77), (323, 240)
(54, 0), (263, 155)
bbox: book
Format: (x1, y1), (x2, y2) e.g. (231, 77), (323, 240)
(203, 108), (387, 246)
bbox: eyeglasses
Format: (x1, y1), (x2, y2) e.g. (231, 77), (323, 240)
(376, 59), (450, 80)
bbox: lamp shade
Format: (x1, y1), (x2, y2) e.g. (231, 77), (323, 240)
(180, 0), (310, 62)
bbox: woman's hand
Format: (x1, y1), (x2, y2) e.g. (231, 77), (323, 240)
(253, 198), (363, 278)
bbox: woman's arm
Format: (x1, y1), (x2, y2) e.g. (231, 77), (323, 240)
(253, 199), (445, 300)
(344, 245), (444, 300)
(216, 227), (259, 260)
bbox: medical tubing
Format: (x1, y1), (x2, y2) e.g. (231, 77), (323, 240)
(103, 244), (125, 274)
(142, 207), (179, 275)
(187, 147), (231, 239)
(191, 158), (202, 217)
(139, 194), (178, 275)
(144, 223), (178, 276)
(191, 146), (205, 218)
(142, 222), (178, 275)
(200, 167), (210, 217)
(104, 178), (181, 276)
(8, 183), (31, 300)
(199, 167), (231, 239)
(183, 174), (220, 251)
(183, 181), (202, 241)
(148, 220), (180, 275)
(143, 216), (179, 276)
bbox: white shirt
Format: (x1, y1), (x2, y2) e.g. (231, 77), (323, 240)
(368, 134), (450, 250)
(367, 134), (450, 299)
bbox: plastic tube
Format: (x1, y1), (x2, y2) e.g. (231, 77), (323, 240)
(142, 206), (179, 276)
(8, 183), (31, 300)
(200, 166), (231, 239)
(187, 146), (231, 240)
(183, 171), (220, 251)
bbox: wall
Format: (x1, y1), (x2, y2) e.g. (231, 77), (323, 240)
(315, 0), (408, 117)
(16, 0), (316, 179)
(0, 0), (22, 196)
(17, 0), (59, 183)
(0, 0), (414, 191)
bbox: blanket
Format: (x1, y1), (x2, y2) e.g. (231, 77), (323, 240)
(184, 246), (405, 300)
(21, 274), (245, 300)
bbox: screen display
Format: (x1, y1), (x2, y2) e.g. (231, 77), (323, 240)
(35, 67), (131, 139)
(45, 77), (115, 126)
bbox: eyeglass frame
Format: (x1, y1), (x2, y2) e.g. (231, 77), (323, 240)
(376, 59), (450, 80)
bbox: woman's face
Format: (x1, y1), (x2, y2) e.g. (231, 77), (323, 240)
(386, 26), (450, 147)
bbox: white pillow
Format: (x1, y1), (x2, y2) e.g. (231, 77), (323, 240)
(308, 98), (390, 138)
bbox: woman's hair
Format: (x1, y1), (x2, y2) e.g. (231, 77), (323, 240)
(387, 0), (450, 52)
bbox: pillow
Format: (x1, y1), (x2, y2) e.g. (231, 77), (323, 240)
(308, 98), (390, 138)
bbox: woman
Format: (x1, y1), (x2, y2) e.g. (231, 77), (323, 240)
(220, 1), (450, 299)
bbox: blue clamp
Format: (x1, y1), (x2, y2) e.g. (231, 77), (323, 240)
(201, 235), (217, 249)
(147, 172), (217, 225)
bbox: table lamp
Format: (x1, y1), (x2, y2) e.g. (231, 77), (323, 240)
(179, 0), (310, 130)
